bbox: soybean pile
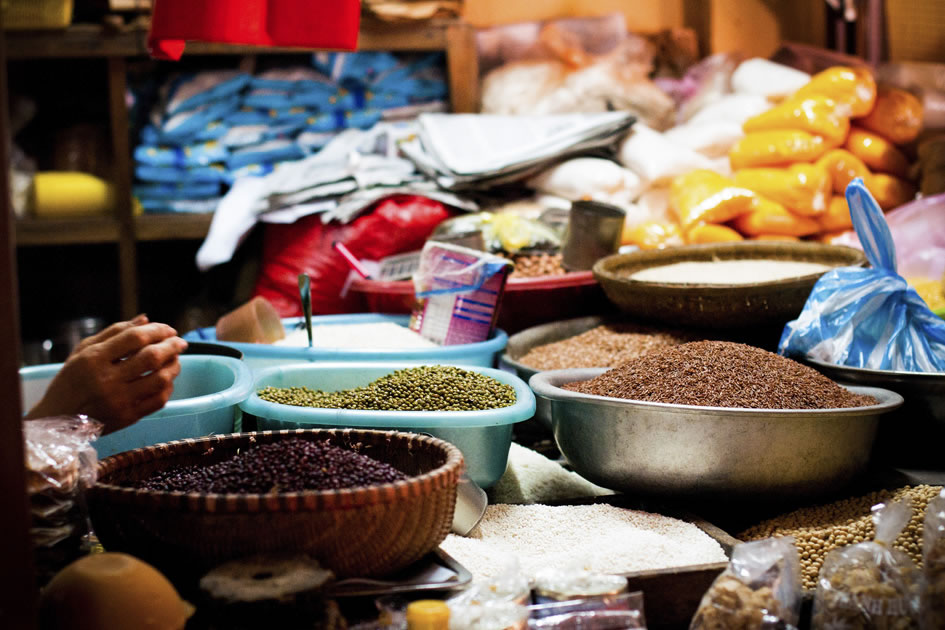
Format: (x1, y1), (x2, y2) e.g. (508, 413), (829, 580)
(258, 366), (516, 411)
(564, 340), (876, 409)
(739, 484), (943, 590)
(135, 438), (407, 493)
(517, 322), (699, 371)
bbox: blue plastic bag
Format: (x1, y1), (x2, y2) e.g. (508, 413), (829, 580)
(779, 178), (945, 372)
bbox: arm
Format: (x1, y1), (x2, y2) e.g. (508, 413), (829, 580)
(25, 315), (189, 434)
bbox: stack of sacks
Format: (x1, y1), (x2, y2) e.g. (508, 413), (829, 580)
(621, 63), (922, 248)
(134, 71), (249, 213)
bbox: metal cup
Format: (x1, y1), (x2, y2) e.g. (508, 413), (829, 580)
(561, 201), (625, 271)
(451, 474), (488, 535)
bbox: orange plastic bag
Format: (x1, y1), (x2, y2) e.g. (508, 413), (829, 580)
(669, 170), (757, 230)
(742, 95), (850, 148)
(816, 149), (872, 194)
(856, 86), (923, 145)
(844, 127), (910, 177)
(623, 221), (684, 249)
(794, 66), (877, 117)
(730, 197), (820, 237)
(733, 163), (831, 216)
(686, 223), (744, 244)
(817, 196), (853, 232)
(729, 130), (828, 170)
(869, 172), (916, 210)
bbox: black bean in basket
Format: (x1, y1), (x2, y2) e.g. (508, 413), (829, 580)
(135, 439), (407, 493)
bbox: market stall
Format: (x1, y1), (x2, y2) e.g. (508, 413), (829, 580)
(6, 1), (945, 629)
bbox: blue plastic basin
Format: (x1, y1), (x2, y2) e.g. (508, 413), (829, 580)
(239, 363), (536, 488)
(183, 313), (508, 371)
(20, 355), (254, 458)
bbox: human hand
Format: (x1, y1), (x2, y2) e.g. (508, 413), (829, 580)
(26, 315), (189, 434)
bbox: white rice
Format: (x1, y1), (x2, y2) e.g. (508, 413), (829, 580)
(274, 322), (437, 349)
(441, 504), (728, 581)
(630, 259), (831, 284)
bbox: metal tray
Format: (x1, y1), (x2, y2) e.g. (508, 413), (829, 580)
(325, 549), (472, 598)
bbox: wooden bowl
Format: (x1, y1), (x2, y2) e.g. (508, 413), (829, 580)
(87, 429), (464, 578)
(592, 242), (867, 329)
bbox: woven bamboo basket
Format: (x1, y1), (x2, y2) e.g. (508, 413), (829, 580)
(87, 429), (464, 578)
(593, 242), (867, 329)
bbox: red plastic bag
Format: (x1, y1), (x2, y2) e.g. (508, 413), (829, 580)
(253, 195), (453, 316)
(148, 0), (361, 61)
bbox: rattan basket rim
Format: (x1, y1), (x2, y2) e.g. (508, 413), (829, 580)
(91, 428), (464, 512)
(593, 241), (867, 291)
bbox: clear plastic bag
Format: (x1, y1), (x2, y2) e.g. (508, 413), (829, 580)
(528, 591), (646, 629)
(689, 537), (801, 630)
(922, 490), (945, 630)
(812, 500), (921, 629)
(24, 416), (103, 585)
(778, 178), (945, 372)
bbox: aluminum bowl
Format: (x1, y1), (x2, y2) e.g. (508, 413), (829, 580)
(529, 368), (903, 498)
(804, 358), (945, 468)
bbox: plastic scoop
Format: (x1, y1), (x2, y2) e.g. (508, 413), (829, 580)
(297, 273), (313, 348)
(451, 474), (487, 536)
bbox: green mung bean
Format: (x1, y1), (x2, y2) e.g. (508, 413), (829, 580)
(257, 366), (516, 411)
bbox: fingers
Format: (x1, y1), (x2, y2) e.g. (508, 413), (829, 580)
(100, 322), (179, 362)
(72, 314), (149, 355)
(124, 354), (182, 406)
(117, 335), (188, 381)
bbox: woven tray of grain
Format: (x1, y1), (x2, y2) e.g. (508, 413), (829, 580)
(87, 429), (463, 579)
(593, 241), (866, 328)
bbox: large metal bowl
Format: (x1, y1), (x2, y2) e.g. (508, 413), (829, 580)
(529, 368), (903, 498)
(499, 316), (608, 428)
(804, 358), (945, 468)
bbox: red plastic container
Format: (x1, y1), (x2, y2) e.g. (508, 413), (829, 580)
(349, 272), (613, 335)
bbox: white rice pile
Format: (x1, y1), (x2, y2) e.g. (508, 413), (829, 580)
(441, 504), (728, 581)
(630, 259), (831, 284)
(275, 322), (437, 349)
(489, 443), (614, 505)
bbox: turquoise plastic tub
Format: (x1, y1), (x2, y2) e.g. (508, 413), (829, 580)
(20, 355), (254, 458)
(239, 363), (536, 488)
(183, 313), (508, 371)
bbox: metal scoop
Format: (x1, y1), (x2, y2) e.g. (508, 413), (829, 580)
(297, 273), (313, 348)
(451, 474), (488, 536)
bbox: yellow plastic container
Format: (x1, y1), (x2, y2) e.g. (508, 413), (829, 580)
(32, 171), (115, 218)
(2, 0), (73, 30)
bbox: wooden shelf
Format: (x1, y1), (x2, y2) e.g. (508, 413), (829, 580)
(136, 213), (214, 241)
(15, 217), (120, 245)
(4, 17), (479, 317)
(4, 18), (454, 60)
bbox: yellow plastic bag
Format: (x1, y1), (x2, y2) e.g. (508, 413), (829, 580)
(857, 87), (923, 145)
(730, 197), (820, 237)
(622, 221), (684, 250)
(729, 130), (828, 170)
(844, 127), (910, 177)
(733, 163), (831, 216)
(795, 66), (877, 117)
(742, 95), (850, 148)
(753, 234), (801, 242)
(686, 223), (744, 245)
(869, 172), (916, 211)
(816, 149), (872, 194)
(669, 169), (757, 230)
(817, 196), (853, 232)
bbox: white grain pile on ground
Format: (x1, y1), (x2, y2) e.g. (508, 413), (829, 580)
(629, 259), (831, 284)
(489, 443), (614, 505)
(275, 322), (436, 349)
(441, 504), (728, 581)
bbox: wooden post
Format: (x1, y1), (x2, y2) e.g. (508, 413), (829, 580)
(107, 57), (138, 319)
(446, 21), (480, 113)
(0, 19), (39, 630)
